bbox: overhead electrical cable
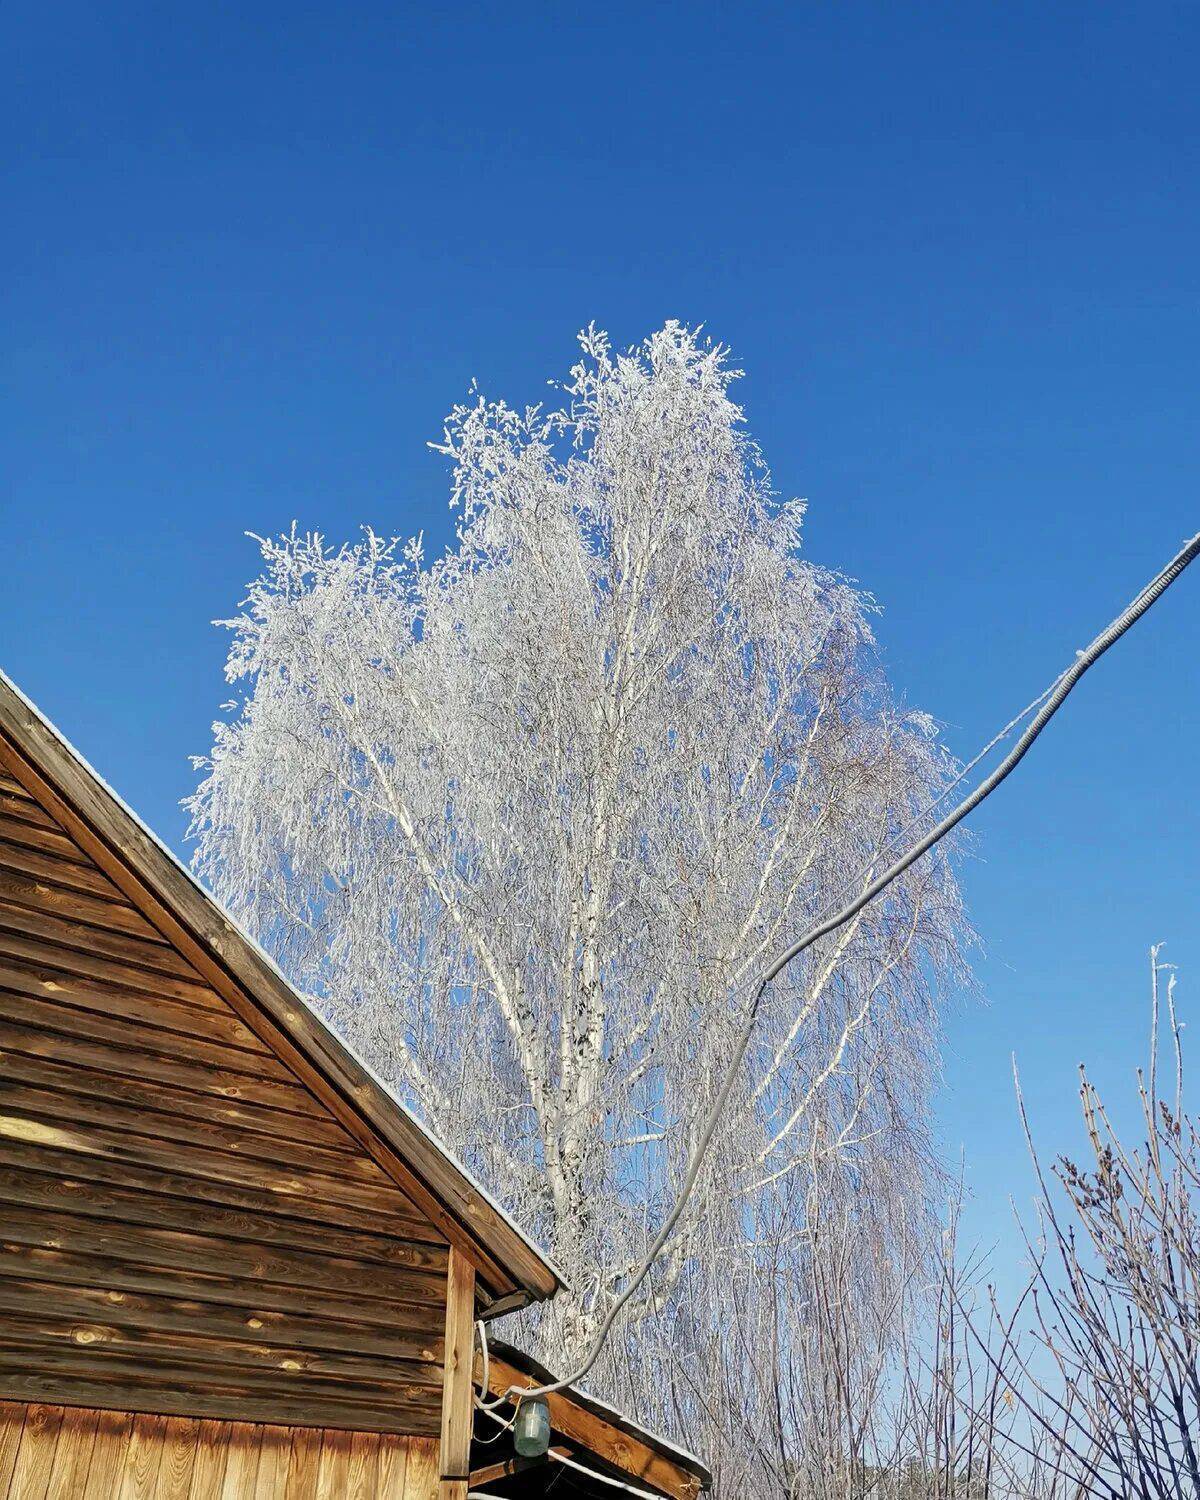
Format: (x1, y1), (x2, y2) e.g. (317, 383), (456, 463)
(507, 529), (1200, 1405)
(813, 672), (1064, 927)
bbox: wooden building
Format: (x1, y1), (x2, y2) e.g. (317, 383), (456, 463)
(0, 671), (710, 1500)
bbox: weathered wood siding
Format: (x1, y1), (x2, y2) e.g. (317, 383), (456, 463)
(0, 1401), (439, 1498)
(0, 763), (450, 1433)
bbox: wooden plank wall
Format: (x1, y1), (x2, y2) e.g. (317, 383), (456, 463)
(0, 1401), (439, 1499)
(0, 764), (450, 1433)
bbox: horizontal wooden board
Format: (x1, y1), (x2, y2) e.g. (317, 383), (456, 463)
(0, 928), (219, 1007)
(0, 1313), (441, 1391)
(0, 1138), (436, 1242)
(0, 1047), (354, 1149)
(0, 1014), (313, 1110)
(0, 1279), (441, 1365)
(0, 973), (271, 1062)
(0, 1240), (446, 1330)
(0, 991), (279, 1082)
(44, 1402), (102, 1495)
(0, 1207), (445, 1305)
(0, 1017), (324, 1116)
(0, 900), (194, 980)
(0, 838), (125, 900)
(0, 1336), (440, 1411)
(0, 792), (57, 832)
(0, 815), (91, 866)
(0, 1372), (441, 1437)
(0, 1169), (443, 1266)
(0, 869), (165, 943)
(0, 1080), (377, 1181)
(0, 1107), (420, 1220)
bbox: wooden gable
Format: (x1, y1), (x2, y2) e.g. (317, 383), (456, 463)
(0, 672), (708, 1500)
(0, 760), (451, 1435)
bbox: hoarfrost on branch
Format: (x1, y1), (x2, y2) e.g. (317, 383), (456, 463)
(188, 323), (969, 1493)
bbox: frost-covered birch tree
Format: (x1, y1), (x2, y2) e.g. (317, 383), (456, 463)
(188, 323), (969, 1495)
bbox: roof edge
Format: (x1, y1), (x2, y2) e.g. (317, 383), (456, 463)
(0, 667), (563, 1307)
(483, 1339), (712, 1497)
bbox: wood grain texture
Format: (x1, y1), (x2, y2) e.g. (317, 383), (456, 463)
(0, 1087), (382, 1182)
(81, 1410), (135, 1498)
(0, 1098), (409, 1211)
(0, 790), (56, 831)
(437, 1250), (475, 1500)
(217, 1423), (261, 1500)
(117, 1411), (167, 1500)
(6, 1403), (63, 1500)
(0, 902), (183, 976)
(0, 869), (166, 942)
(0, 816), (90, 866)
(0, 1244), (446, 1343)
(0, 1276), (441, 1366)
(157, 1417), (201, 1499)
(0, 1163), (441, 1259)
(0, 1303), (439, 1380)
(0, 979), (278, 1070)
(0, 696), (555, 1303)
(0, 1205), (444, 1305)
(0, 838), (125, 901)
(0, 1406), (441, 1497)
(0, 755), (452, 1431)
(37, 1340), (427, 1403)
(42, 1405), (99, 1496)
(0, 1048), (356, 1151)
(251, 1426), (292, 1496)
(0, 1404), (444, 1500)
(281, 1429), (319, 1500)
(0, 928), (215, 1006)
(347, 1431), (381, 1499)
(0, 1380), (437, 1440)
(0, 1020), (318, 1115)
(184, 1419), (230, 1499)
(403, 1439), (439, 1500)
(0, 1407), (25, 1496)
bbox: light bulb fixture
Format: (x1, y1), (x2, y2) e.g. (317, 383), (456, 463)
(513, 1395), (551, 1458)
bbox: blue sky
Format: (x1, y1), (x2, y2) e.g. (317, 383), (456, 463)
(4, 2), (1199, 1293)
